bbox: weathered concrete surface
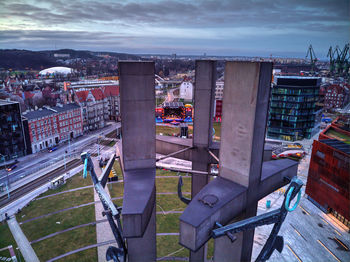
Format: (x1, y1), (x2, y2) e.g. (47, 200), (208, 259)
(178, 61), (298, 262)
(119, 61), (155, 171)
(179, 159), (297, 252)
(119, 61), (156, 261)
(7, 216), (40, 262)
(218, 61), (273, 262)
(189, 60), (217, 261)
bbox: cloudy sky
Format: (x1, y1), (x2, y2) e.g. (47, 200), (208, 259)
(0, 0), (349, 58)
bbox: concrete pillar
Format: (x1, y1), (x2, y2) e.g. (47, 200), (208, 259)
(216, 62), (273, 262)
(127, 201), (156, 261)
(192, 60), (217, 196)
(190, 60), (217, 261)
(119, 61), (156, 262)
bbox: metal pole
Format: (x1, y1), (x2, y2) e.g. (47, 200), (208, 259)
(98, 137), (100, 158)
(6, 183), (10, 199)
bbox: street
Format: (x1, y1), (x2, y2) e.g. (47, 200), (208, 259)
(0, 122), (120, 187)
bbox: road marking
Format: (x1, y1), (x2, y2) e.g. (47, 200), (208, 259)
(286, 244), (302, 262)
(317, 239), (341, 262)
(299, 205), (310, 216)
(334, 237), (349, 251)
(334, 229), (341, 236)
(290, 224), (307, 242)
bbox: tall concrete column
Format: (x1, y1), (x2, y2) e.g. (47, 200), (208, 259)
(190, 60), (217, 261)
(192, 60), (216, 195)
(119, 61), (156, 262)
(214, 62), (273, 262)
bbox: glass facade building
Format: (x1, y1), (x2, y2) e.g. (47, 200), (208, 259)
(267, 77), (321, 141)
(0, 100), (26, 162)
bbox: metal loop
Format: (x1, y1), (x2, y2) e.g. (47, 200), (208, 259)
(285, 186), (301, 212)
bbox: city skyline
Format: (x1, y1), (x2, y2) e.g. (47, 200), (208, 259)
(0, 0), (349, 58)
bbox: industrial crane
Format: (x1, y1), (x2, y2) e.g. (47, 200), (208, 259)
(342, 44), (349, 77)
(335, 44), (349, 76)
(306, 44), (318, 74)
(327, 46), (335, 74)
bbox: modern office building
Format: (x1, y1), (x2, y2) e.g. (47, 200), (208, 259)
(267, 76), (321, 141)
(306, 116), (350, 227)
(0, 100), (27, 163)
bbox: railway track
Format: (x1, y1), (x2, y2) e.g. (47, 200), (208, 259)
(0, 158), (81, 208)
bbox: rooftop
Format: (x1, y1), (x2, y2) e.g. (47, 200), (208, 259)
(321, 139), (350, 155)
(23, 103), (80, 120)
(0, 99), (19, 106)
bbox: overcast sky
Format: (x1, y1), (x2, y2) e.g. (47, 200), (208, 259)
(0, 0), (349, 58)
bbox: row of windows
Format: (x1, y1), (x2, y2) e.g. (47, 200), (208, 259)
(270, 102), (316, 109)
(269, 108), (315, 116)
(269, 114), (315, 122)
(272, 88), (319, 96)
(271, 95), (317, 103)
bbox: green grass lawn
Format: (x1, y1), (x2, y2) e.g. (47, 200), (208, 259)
(156, 236), (214, 260)
(39, 172), (93, 198)
(21, 205), (95, 242)
(17, 188), (94, 223)
(108, 181), (124, 199)
(9, 160), (211, 261)
(156, 176), (191, 193)
(57, 248), (97, 262)
(157, 194), (188, 212)
(326, 128), (350, 144)
(113, 160), (122, 177)
(213, 122), (221, 140)
(157, 235), (188, 258)
(156, 168), (184, 176)
(157, 213), (181, 233)
(32, 225), (97, 261)
(156, 122), (221, 141)
(0, 222), (18, 258)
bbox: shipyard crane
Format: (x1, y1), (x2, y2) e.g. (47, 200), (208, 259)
(334, 44), (349, 76)
(341, 44), (349, 77)
(306, 44), (318, 74)
(327, 46), (335, 74)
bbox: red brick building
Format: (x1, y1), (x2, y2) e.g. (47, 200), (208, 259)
(324, 84), (349, 109)
(306, 116), (350, 228)
(22, 103), (83, 153)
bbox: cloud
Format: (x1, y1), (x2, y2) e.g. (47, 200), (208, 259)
(0, 0), (349, 57)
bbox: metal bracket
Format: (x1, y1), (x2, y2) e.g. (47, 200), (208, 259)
(212, 176), (303, 262)
(177, 176), (191, 205)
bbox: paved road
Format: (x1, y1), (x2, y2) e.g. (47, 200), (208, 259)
(0, 122), (120, 186)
